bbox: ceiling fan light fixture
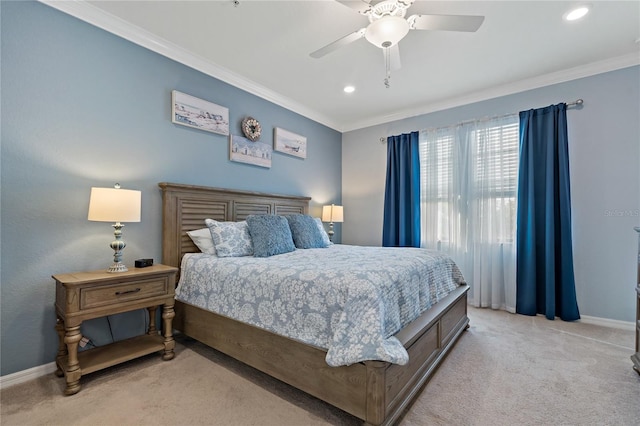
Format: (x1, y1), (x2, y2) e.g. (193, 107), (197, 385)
(365, 16), (410, 48)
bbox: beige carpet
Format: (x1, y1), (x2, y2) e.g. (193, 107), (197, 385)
(2, 307), (639, 426)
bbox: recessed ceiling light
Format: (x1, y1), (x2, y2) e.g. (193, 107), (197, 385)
(563, 5), (590, 21)
(344, 85), (355, 93)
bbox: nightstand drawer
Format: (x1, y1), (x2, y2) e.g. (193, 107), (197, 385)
(80, 278), (169, 309)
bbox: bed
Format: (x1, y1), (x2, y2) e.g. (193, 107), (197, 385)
(160, 182), (470, 426)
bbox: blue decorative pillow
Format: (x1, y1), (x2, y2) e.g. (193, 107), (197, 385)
(205, 219), (253, 257)
(246, 215), (295, 257)
(314, 217), (331, 246)
(286, 214), (330, 249)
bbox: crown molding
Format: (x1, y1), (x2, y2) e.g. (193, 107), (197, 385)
(342, 52), (640, 132)
(38, 1), (640, 134)
(38, 0), (341, 131)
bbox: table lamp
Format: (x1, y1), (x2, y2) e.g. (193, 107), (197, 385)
(88, 184), (141, 272)
(321, 204), (343, 242)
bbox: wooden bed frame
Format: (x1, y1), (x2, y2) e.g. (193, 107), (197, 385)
(160, 182), (469, 426)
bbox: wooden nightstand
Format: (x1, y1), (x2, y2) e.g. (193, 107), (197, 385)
(53, 264), (178, 395)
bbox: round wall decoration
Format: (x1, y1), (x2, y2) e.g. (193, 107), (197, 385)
(241, 117), (262, 141)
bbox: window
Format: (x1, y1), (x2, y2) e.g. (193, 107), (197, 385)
(472, 121), (519, 243)
(420, 131), (455, 244)
(420, 116), (519, 247)
(419, 114), (519, 311)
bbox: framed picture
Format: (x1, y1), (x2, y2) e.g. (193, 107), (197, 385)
(274, 127), (307, 159)
(229, 134), (272, 168)
(171, 90), (229, 135)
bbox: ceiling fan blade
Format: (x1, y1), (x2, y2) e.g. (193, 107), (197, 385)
(336, 0), (373, 15)
(383, 45), (401, 71)
(408, 14), (485, 32)
(310, 28), (366, 58)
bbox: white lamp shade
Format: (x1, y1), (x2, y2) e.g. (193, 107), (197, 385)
(322, 204), (344, 223)
(88, 187), (141, 223)
(365, 16), (410, 48)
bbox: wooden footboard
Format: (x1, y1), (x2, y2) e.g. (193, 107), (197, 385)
(174, 285), (469, 425)
(380, 285), (469, 425)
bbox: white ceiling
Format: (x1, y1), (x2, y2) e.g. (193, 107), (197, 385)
(44, 1), (640, 132)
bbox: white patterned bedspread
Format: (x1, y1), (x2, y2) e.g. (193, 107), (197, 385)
(176, 244), (465, 366)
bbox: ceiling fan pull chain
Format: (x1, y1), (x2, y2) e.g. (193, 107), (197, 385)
(384, 47), (392, 88)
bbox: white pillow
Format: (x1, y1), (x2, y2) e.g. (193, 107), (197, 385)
(186, 228), (217, 255)
(205, 219), (253, 257)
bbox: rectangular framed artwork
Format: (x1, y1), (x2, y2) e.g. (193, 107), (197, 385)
(171, 90), (229, 135)
(274, 127), (307, 159)
(229, 134), (272, 168)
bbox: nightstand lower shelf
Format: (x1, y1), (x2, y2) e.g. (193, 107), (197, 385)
(56, 334), (165, 376)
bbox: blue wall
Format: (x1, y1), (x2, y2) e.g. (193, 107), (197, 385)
(1, 1), (342, 376)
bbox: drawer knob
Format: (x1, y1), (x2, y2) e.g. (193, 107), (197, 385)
(115, 288), (141, 296)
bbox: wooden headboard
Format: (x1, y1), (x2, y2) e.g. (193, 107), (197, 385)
(159, 182), (311, 271)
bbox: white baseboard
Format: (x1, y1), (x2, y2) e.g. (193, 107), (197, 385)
(0, 362), (57, 390)
(579, 315), (636, 331)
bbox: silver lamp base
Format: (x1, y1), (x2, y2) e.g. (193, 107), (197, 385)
(327, 222), (334, 242)
(108, 262), (128, 273)
(108, 222), (128, 273)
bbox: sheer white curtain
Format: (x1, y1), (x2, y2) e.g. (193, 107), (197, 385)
(419, 115), (518, 312)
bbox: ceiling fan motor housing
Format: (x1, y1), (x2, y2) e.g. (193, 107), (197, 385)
(368, 0), (409, 20)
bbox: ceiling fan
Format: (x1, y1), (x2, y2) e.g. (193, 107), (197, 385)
(310, 0), (485, 88)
